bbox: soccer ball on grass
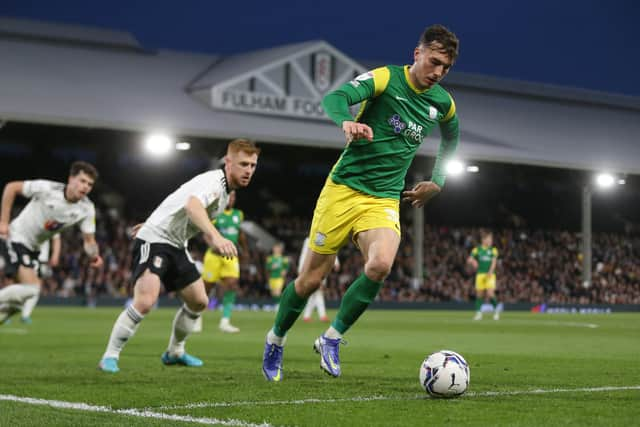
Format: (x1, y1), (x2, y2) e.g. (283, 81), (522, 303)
(419, 350), (470, 397)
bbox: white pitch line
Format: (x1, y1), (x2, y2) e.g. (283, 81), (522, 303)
(0, 394), (272, 427)
(154, 385), (640, 410)
(0, 328), (28, 334)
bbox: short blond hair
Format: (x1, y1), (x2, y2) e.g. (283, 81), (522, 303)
(227, 138), (261, 156)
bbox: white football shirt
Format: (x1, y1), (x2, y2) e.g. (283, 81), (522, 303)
(9, 180), (96, 251)
(137, 170), (230, 248)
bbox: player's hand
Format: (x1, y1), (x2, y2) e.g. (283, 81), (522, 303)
(342, 121), (373, 143)
(212, 236), (237, 259)
(49, 256), (60, 268)
(402, 181), (441, 208)
(130, 223), (144, 239)
(89, 255), (104, 268)
(0, 221), (9, 239)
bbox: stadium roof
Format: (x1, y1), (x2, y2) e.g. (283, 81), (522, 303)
(1, 17), (639, 174)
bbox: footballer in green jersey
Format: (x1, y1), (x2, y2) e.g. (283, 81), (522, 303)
(266, 242), (289, 300)
(467, 231), (500, 320)
(202, 190), (246, 333)
(263, 25), (460, 382)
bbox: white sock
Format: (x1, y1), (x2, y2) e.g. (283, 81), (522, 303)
(325, 326), (342, 340)
(102, 305), (144, 359)
(167, 304), (202, 357)
(266, 328), (287, 346)
(0, 283), (40, 306)
(316, 290), (327, 318)
(21, 286), (41, 318)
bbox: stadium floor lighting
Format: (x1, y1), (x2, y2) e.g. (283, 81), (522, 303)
(445, 159), (465, 176)
(144, 134), (173, 155)
(595, 173), (615, 188)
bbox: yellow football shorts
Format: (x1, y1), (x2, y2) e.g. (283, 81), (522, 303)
(308, 178), (400, 254)
(475, 273), (496, 291)
(201, 250), (239, 283)
(268, 277), (285, 295)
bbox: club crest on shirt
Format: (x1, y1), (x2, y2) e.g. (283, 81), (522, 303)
(153, 256), (163, 269)
(44, 219), (65, 231)
(429, 106), (438, 120)
(314, 232), (327, 247)
(388, 114), (407, 134)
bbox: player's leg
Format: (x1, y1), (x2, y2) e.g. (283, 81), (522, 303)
(219, 277), (240, 332)
(316, 288), (329, 322)
(99, 269), (160, 372)
(16, 265), (41, 323)
(302, 289), (319, 322)
(473, 275), (485, 320)
(315, 228), (399, 377)
(262, 251), (335, 381)
(162, 277), (208, 367)
(486, 277), (499, 319)
(218, 256), (240, 333)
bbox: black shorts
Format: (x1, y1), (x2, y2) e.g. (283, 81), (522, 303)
(130, 239), (200, 292)
(0, 239), (40, 278)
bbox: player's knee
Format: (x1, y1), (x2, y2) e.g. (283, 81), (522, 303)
(134, 298), (155, 315)
(186, 296), (208, 313)
(365, 258), (393, 281)
(295, 275), (322, 296)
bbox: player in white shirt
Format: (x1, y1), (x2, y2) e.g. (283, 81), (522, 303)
(0, 161), (103, 324)
(300, 237), (339, 323)
(98, 139), (260, 373)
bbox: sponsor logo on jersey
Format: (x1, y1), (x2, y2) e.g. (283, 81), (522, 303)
(350, 71), (374, 87)
(314, 232), (327, 247)
(429, 106), (438, 120)
(388, 114), (407, 134)
(44, 220), (65, 232)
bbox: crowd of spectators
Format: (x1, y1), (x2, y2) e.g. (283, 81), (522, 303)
(2, 212), (639, 305)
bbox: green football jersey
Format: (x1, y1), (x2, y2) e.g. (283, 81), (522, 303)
(322, 65), (459, 199)
(213, 208), (243, 245)
(266, 255), (289, 279)
(471, 245), (498, 274)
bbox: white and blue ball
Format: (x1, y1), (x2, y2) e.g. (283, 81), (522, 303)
(419, 350), (470, 397)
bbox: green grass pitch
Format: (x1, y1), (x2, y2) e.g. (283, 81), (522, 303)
(1, 307), (639, 426)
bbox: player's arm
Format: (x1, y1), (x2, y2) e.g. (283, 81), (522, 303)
(82, 233), (103, 268)
(466, 248), (478, 270)
(322, 69), (388, 143)
(49, 235), (61, 267)
(488, 248), (498, 275)
(403, 98), (460, 208)
(431, 97), (460, 188)
(185, 196), (237, 258)
(0, 181), (24, 238)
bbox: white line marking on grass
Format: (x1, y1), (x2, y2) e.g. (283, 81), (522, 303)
(467, 385), (640, 397)
(0, 394), (272, 426)
(0, 328), (28, 334)
(154, 385), (640, 410)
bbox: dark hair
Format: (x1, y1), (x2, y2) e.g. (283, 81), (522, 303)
(69, 161), (99, 180)
(418, 24), (459, 62)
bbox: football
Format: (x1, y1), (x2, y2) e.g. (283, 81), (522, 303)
(419, 350), (470, 397)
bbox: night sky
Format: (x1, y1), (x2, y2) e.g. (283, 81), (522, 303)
(1, 0), (639, 97)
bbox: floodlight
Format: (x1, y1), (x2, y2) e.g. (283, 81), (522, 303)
(175, 142), (191, 151)
(145, 134), (173, 155)
(595, 173), (614, 188)
(445, 159), (465, 176)
(466, 165), (479, 173)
